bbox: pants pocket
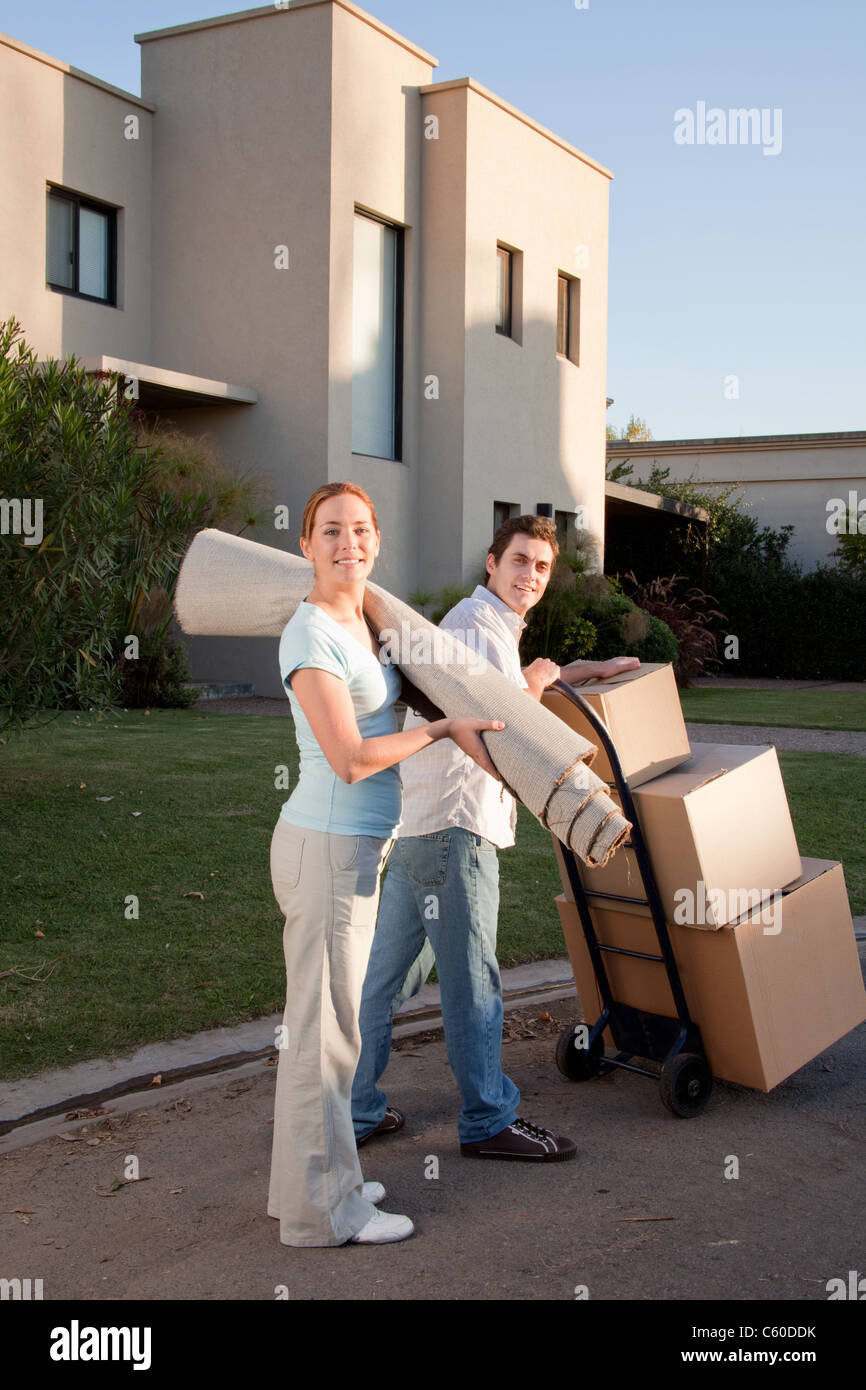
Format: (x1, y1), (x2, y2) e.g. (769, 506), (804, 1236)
(271, 821), (305, 912)
(330, 835), (360, 872)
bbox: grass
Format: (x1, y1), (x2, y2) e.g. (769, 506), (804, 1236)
(1, 701), (863, 1081)
(679, 688), (866, 731)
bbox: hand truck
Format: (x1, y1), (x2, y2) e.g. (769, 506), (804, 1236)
(550, 678), (713, 1118)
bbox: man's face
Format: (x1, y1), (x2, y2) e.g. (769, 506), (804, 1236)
(485, 534), (555, 617)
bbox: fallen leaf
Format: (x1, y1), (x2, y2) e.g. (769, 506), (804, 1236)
(95, 796), (113, 802)
(183, 891), (204, 900)
(150, 1074), (162, 1086)
(132, 811), (142, 818)
(35, 930), (45, 938)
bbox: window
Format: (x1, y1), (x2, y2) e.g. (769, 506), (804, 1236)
(555, 509), (575, 552)
(493, 500), (519, 534)
(352, 211), (403, 460)
(556, 272), (580, 365)
(495, 247), (512, 336)
(556, 275), (570, 357)
(46, 187), (117, 304)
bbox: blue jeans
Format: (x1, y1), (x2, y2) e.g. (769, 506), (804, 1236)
(351, 828), (520, 1144)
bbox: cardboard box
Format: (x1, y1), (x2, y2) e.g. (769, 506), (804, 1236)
(555, 858), (866, 1091)
(542, 663), (690, 788)
(559, 742), (803, 926)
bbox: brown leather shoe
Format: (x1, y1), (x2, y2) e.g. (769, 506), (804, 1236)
(460, 1117), (577, 1162)
(356, 1106), (405, 1148)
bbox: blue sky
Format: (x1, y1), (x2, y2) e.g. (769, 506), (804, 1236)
(3, 0), (863, 439)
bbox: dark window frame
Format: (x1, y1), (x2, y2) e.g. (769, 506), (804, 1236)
(495, 245), (513, 337)
(46, 185), (118, 307)
(557, 274), (570, 358)
(556, 271), (580, 365)
(351, 208), (404, 464)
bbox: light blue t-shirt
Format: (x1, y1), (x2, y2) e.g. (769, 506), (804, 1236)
(278, 600), (403, 836)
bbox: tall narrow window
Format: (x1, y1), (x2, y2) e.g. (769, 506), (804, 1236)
(46, 187), (116, 304)
(352, 211), (402, 460)
(495, 246), (512, 336)
(557, 272), (580, 365)
(557, 274), (570, 357)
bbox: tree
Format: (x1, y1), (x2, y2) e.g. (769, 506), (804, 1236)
(607, 413), (654, 442)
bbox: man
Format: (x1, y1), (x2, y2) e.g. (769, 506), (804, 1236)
(352, 515), (639, 1161)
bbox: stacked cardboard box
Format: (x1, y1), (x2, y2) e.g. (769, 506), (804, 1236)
(543, 667), (866, 1091)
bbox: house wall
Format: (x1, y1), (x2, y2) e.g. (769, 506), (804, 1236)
(327, 2), (434, 601)
(139, 3), (337, 697)
(0, 34), (153, 362)
(607, 435), (866, 571)
(416, 83), (469, 595)
(459, 81), (611, 584)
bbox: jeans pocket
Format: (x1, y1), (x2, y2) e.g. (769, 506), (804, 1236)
(404, 833), (452, 887)
(330, 835), (360, 872)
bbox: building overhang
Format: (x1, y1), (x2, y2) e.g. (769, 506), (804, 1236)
(82, 357), (258, 410)
(605, 480), (708, 525)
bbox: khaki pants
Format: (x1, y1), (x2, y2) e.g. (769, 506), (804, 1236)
(267, 817), (393, 1246)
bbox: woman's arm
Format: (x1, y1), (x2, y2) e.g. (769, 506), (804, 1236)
(290, 667), (504, 783)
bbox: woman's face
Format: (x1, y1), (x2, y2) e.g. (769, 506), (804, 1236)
(300, 493), (380, 585)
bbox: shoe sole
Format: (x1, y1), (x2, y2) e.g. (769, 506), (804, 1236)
(348, 1229), (415, 1245)
(459, 1146), (577, 1162)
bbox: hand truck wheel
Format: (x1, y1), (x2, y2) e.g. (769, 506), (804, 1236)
(659, 1052), (713, 1118)
(555, 1022), (605, 1082)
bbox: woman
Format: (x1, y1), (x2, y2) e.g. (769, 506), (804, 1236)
(267, 481), (504, 1247)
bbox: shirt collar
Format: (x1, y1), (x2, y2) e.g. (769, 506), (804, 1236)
(470, 584), (527, 637)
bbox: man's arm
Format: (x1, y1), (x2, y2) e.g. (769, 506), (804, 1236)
(559, 656), (640, 684)
(521, 655), (642, 701)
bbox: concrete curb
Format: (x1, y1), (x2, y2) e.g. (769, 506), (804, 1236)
(4, 932), (863, 1152)
(0, 958), (577, 1147)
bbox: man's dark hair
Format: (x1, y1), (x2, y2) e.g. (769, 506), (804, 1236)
(486, 515), (559, 584)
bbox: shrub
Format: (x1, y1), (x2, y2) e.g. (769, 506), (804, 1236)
(0, 318), (268, 735)
(621, 573), (726, 686)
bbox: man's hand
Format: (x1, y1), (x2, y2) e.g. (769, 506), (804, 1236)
(561, 655), (640, 684)
(521, 657), (561, 701)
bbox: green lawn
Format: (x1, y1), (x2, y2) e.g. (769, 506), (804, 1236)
(679, 688), (866, 731)
(1, 704), (863, 1081)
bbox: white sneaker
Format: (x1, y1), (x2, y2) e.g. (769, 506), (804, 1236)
(348, 1208), (414, 1244)
(361, 1181), (386, 1205)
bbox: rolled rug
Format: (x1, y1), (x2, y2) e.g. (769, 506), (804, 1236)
(173, 529), (632, 867)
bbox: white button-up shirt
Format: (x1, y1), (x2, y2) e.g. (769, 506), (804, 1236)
(397, 585), (528, 849)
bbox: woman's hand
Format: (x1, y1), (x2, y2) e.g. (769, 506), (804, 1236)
(447, 717), (506, 780)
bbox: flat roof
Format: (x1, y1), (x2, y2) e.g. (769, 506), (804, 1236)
(136, 0), (438, 66)
(0, 32), (155, 110)
(607, 430), (866, 454)
(421, 76), (613, 179)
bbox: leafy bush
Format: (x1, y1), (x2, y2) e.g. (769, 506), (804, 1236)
(0, 318), (268, 735)
(621, 572), (725, 686)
